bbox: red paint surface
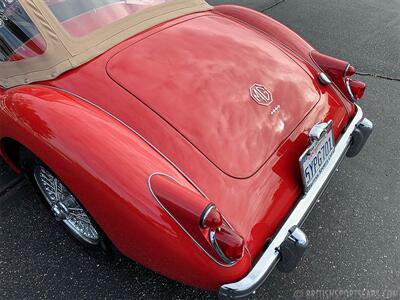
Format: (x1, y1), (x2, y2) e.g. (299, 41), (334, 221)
(0, 7), (357, 290)
(107, 15), (322, 178)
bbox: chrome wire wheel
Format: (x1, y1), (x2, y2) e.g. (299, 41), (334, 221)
(33, 165), (99, 245)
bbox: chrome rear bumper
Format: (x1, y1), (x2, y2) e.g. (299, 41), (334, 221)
(219, 105), (372, 299)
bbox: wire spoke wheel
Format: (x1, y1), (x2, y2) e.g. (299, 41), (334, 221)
(33, 165), (99, 245)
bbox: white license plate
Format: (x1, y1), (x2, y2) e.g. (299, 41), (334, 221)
(299, 130), (335, 191)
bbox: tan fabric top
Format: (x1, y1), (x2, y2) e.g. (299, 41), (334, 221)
(0, 0), (212, 88)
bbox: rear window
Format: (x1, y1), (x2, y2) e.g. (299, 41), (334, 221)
(45, 0), (174, 37)
(0, 0), (46, 62)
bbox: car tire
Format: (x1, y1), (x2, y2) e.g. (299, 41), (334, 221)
(19, 148), (114, 256)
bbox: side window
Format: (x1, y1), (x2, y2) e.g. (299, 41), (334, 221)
(0, 0), (46, 62)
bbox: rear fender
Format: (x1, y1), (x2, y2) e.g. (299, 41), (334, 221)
(213, 5), (355, 117)
(0, 85), (251, 289)
(213, 5), (315, 63)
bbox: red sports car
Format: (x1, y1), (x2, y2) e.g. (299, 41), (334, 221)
(0, 0), (372, 298)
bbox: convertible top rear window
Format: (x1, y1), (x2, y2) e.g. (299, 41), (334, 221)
(45, 0), (174, 37)
(0, 0), (46, 62)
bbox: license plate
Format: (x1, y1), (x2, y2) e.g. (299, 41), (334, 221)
(299, 129), (335, 191)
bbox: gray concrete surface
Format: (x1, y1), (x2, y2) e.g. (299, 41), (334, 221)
(1, 0), (399, 299)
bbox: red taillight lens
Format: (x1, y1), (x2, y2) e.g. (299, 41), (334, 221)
(200, 205), (223, 229)
(211, 226), (244, 263)
(346, 64), (356, 76)
(347, 79), (366, 101)
(311, 51), (366, 102)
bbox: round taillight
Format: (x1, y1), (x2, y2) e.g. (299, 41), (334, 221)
(211, 227), (244, 263)
(200, 205), (223, 229)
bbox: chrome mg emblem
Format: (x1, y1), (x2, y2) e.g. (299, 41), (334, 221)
(250, 84), (273, 106)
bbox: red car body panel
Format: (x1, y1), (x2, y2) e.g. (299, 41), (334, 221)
(0, 6), (358, 290)
(107, 14), (322, 178)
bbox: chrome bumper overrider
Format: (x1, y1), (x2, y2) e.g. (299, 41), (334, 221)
(219, 105), (372, 299)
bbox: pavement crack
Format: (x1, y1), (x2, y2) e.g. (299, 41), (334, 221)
(261, 0), (286, 12)
(0, 176), (25, 198)
(356, 72), (400, 82)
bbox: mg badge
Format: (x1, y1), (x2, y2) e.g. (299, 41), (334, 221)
(250, 84), (273, 106)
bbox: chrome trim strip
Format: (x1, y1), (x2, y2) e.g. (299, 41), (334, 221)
(35, 85), (208, 199)
(219, 105), (365, 299)
(345, 78), (357, 102)
(209, 230), (236, 265)
(344, 64), (357, 102)
(148, 172), (236, 268)
(200, 203), (217, 228)
(344, 63), (352, 76)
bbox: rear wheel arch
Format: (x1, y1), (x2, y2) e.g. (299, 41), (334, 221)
(1, 137), (31, 171)
(1, 137), (116, 253)
(0, 137), (54, 175)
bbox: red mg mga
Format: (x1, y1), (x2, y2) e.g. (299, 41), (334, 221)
(0, 0), (372, 298)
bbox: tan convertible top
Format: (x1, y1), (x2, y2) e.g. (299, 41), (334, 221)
(0, 0), (212, 88)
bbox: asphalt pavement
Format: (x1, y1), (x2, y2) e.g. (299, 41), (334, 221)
(1, 1), (399, 299)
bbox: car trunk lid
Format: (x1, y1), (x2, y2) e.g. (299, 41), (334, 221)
(107, 15), (321, 178)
